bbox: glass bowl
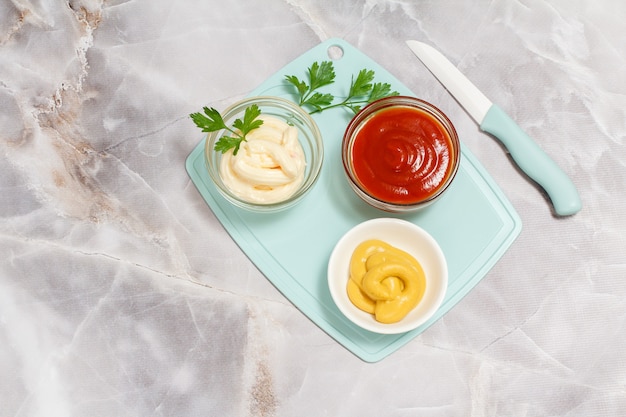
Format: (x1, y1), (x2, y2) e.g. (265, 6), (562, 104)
(204, 96), (324, 212)
(327, 218), (448, 334)
(342, 96), (460, 213)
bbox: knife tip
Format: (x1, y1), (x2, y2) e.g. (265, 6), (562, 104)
(405, 39), (429, 53)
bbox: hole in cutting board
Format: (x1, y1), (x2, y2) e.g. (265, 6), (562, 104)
(327, 45), (344, 60)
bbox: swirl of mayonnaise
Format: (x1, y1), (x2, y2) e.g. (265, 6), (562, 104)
(219, 115), (306, 204)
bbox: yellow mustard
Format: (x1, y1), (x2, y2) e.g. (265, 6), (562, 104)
(347, 239), (426, 324)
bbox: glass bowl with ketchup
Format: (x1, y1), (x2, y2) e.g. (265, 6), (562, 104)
(342, 96), (460, 213)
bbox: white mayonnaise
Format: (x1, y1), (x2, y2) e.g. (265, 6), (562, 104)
(219, 115), (306, 204)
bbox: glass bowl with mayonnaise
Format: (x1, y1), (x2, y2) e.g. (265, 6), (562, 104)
(204, 96), (324, 212)
(342, 96), (460, 213)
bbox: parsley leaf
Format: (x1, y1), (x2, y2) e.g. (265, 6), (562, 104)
(284, 75), (308, 97)
(285, 60), (336, 109)
(190, 106), (227, 132)
(190, 104), (263, 155)
(233, 103), (263, 133)
(303, 92), (334, 112)
(348, 69), (375, 97)
(285, 61), (399, 115)
(369, 82), (396, 103)
(308, 61), (336, 91)
(213, 135), (243, 154)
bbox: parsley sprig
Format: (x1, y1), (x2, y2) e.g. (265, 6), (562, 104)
(285, 61), (399, 114)
(190, 105), (263, 155)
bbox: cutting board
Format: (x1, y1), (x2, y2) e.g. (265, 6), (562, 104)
(186, 38), (522, 362)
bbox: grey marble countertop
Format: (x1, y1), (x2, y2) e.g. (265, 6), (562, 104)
(2, 1), (625, 416)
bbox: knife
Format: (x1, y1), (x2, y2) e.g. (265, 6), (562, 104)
(406, 40), (582, 216)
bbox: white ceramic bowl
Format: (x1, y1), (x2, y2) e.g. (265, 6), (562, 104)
(327, 218), (448, 334)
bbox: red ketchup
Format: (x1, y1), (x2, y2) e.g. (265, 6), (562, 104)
(351, 105), (457, 205)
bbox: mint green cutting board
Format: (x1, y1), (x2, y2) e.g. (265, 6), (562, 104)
(186, 38), (522, 362)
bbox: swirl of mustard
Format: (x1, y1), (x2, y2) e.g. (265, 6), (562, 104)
(346, 239), (426, 324)
(347, 272), (403, 314)
(349, 239), (395, 284)
(347, 240), (402, 313)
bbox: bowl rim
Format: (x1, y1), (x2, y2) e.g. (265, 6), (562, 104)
(327, 217), (448, 334)
(341, 95), (461, 211)
(203, 95), (324, 212)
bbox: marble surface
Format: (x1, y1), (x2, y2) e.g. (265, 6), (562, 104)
(2, 0), (625, 415)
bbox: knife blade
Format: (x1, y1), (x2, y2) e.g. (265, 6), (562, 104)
(406, 40), (582, 216)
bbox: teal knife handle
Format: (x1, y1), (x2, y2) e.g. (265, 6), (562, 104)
(481, 105), (582, 216)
